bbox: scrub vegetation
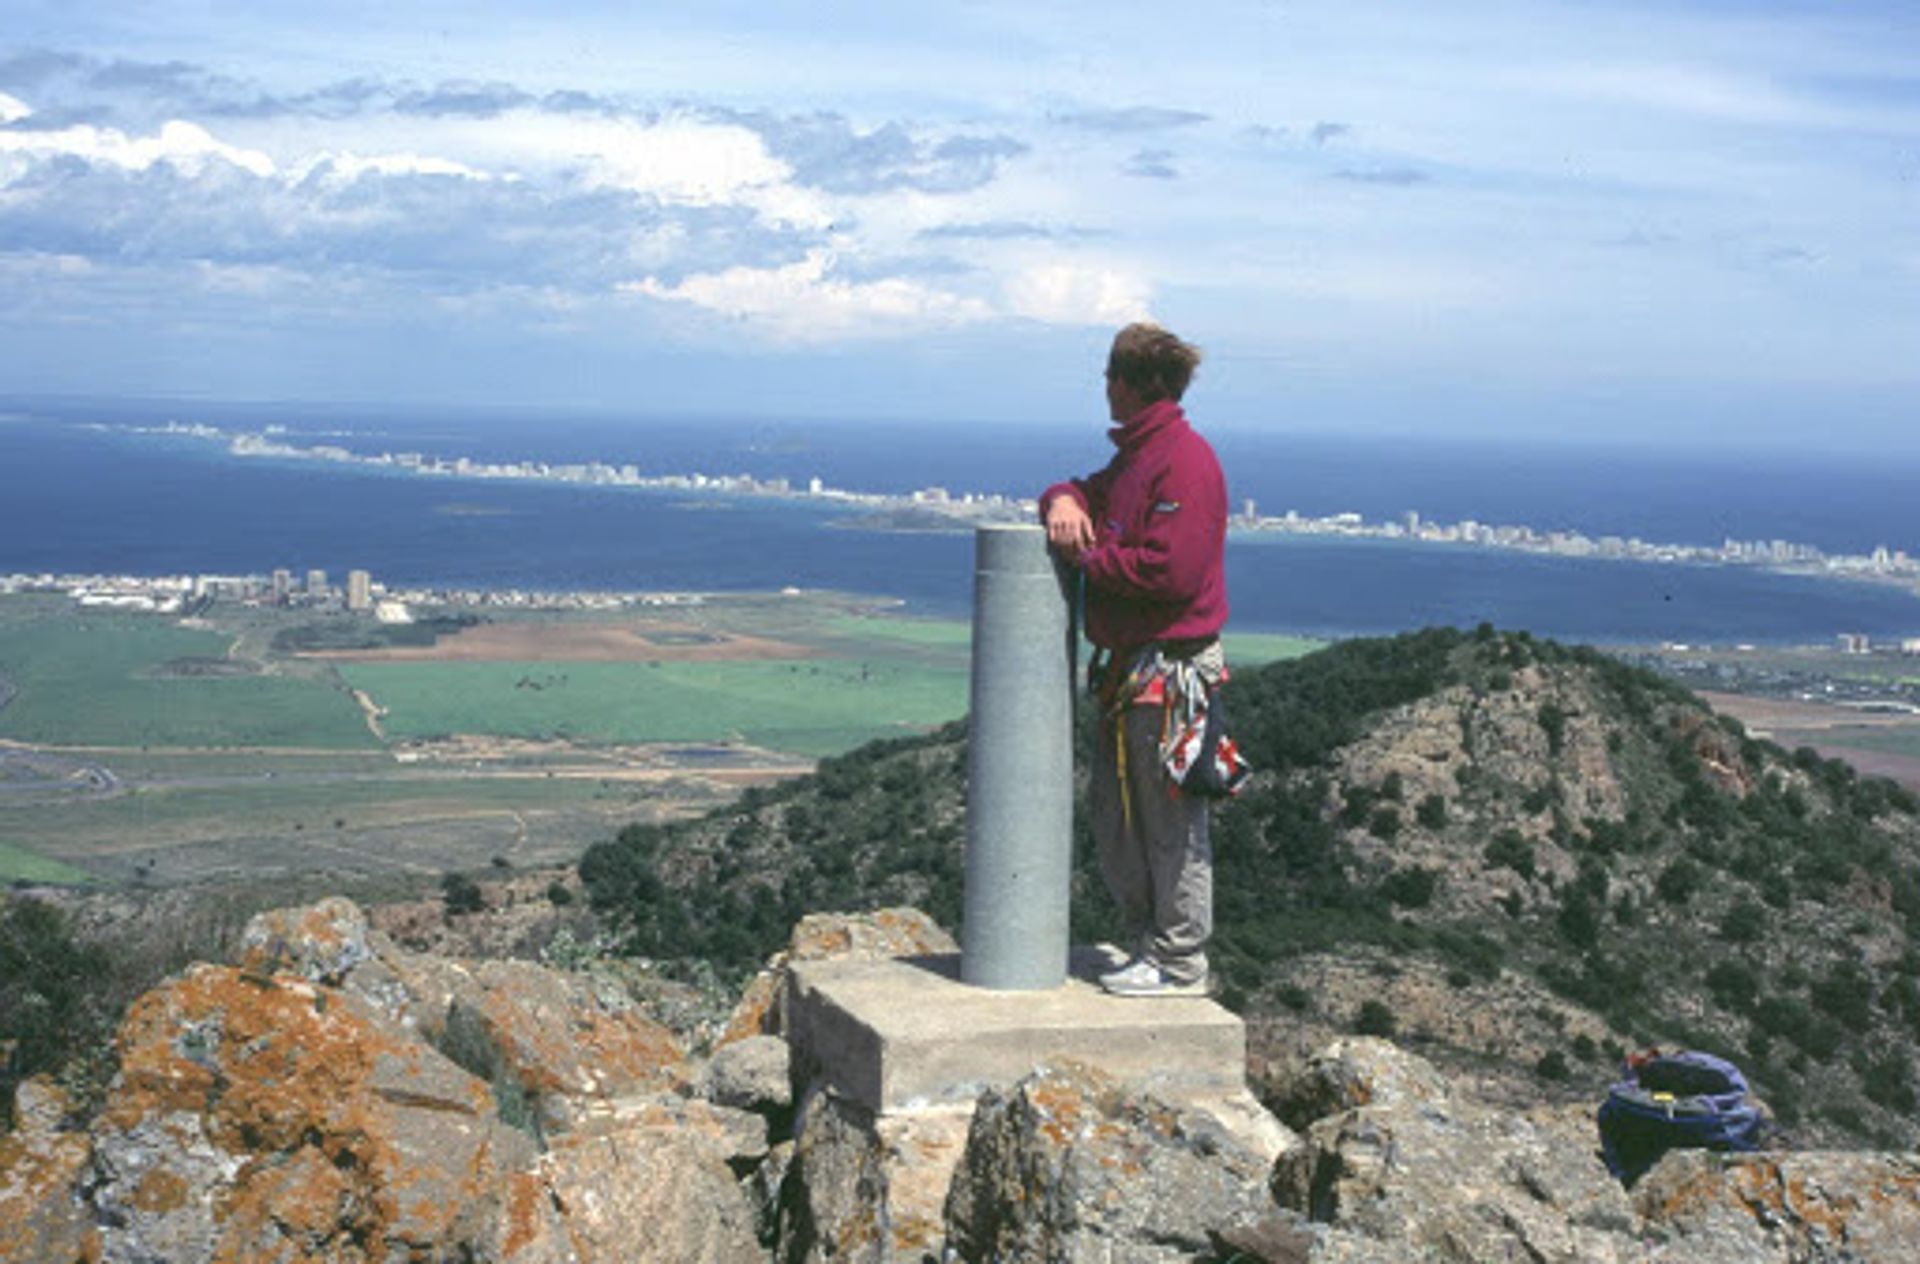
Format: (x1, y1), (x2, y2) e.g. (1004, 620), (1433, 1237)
(580, 626), (1920, 1151)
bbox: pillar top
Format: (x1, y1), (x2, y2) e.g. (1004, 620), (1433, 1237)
(974, 522), (1052, 575)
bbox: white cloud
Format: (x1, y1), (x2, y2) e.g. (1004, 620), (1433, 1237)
(623, 248), (990, 340)
(0, 119), (276, 178)
(476, 111), (833, 230)
(0, 92), (29, 125)
(291, 150), (496, 183)
(1002, 263), (1150, 326)
(627, 247), (1156, 340)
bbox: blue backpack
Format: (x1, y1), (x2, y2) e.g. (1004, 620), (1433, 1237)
(1595, 1049), (1764, 1186)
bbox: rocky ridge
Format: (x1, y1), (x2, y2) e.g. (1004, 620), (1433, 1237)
(5, 896), (1919, 1262)
(581, 628), (1920, 1149)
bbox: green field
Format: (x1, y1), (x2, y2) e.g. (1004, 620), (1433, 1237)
(827, 612), (973, 650)
(0, 613), (375, 749)
(0, 840), (95, 884)
(0, 771), (672, 885)
(340, 658), (970, 757)
(825, 613), (1321, 668)
(1, 775), (634, 847)
(0, 593), (1327, 885)
(1813, 728), (1920, 759)
(1222, 632), (1323, 665)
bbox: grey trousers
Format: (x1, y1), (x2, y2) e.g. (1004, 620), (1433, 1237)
(1090, 703), (1213, 984)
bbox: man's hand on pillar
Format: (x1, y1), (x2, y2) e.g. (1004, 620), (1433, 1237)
(1045, 499), (1095, 561)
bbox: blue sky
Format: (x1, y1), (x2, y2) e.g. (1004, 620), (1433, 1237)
(2, 1), (1916, 447)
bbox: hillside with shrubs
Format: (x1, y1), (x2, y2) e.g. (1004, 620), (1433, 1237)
(580, 626), (1920, 1150)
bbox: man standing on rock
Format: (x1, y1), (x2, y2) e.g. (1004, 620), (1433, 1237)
(1041, 322), (1230, 997)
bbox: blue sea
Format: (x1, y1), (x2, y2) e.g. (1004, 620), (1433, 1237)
(4, 400), (1919, 645)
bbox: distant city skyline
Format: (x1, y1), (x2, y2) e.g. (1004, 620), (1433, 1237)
(2, 2), (1916, 449)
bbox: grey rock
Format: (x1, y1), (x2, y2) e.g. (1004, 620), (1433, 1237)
(720, 908), (961, 1045)
(777, 1086), (972, 1264)
(88, 1110), (241, 1264)
(9, 1075), (74, 1135)
(943, 1060), (1274, 1263)
(1270, 1040), (1635, 1263)
(0, 1092), (95, 1264)
(1209, 1210), (1408, 1263)
(537, 1117), (763, 1263)
(237, 894), (374, 985)
(1264, 1035), (1451, 1129)
(84, 963), (535, 1263)
(707, 1034), (794, 1114)
(752, 1139), (797, 1247)
(1635, 1149), (1920, 1262)
(562, 1092), (770, 1166)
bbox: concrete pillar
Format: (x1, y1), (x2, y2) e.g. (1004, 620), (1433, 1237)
(961, 524), (1075, 990)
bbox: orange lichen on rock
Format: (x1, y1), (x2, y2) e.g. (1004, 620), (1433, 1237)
(1634, 1150), (1920, 1258)
(718, 908), (960, 1046)
(0, 1119), (93, 1262)
(498, 1170), (552, 1257)
(89, 963), (533, 1262)
(106, 964), (386, 1146)
(236, 895), (374, 985)
(457, 959), (688, 1108)
(717, 971), (783, 1046)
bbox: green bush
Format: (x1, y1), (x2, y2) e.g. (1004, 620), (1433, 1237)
(1862, 1052), (1916, 1113)
(441, 872), (487, 916)
(1555, 894), (1601, 949)
(1705, 960), (1760, 1013)
(1815, 962), (1875, 1028)
(1656, 858), (1703, 906)
(1718, 899), (1767, 944)
(1379, 866), (1438, 910)
(1538, 702), (1568, 757)
(0, 897), (113, 1130)
(1354, 999), (1398, 1037)
(1484, 830), (1535, 879)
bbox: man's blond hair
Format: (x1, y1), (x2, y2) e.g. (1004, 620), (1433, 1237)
(1107, 322), (1202, 403)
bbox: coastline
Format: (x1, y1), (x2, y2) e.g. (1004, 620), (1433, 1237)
(126, 416), (1920, 599)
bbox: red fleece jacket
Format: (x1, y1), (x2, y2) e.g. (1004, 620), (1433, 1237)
(1039, 398), (1229, 652)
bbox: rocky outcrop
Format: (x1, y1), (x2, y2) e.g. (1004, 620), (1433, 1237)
(518, 1108), (764, 1263)
(445, 958), (688, 1133)
(10, 899), (1920, 1264)
(943, 1060), (1276, 1262)
(242, 892), (689, 1135)
(1262, 1037), (1920, 1264)
(237, 893), (377, 985)
(720, 907), (958, 1046)
(1633, 1150), (1920, 1262)
(706, 1033), (794, 1115)
(777, 1088), (974, 1263)
(90, 961), (537, 1262)
(1, 899), (727, 1263)
(0, 1079), (92, 1263)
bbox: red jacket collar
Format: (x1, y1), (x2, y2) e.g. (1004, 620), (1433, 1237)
(1107, 398), (1186, 454)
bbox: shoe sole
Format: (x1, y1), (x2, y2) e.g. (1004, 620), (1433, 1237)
(1101, 981), (1209, 998)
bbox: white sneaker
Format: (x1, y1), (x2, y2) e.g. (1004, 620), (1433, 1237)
(1098, 957), (1208, 997)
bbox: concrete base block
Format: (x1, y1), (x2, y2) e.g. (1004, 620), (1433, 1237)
(787, 945), (1250, 1116)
